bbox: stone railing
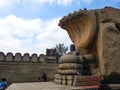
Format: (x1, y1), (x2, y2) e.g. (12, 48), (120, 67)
(0, 52), (46, 63)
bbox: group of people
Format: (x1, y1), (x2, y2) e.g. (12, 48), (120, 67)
(0, 78), (7, 90)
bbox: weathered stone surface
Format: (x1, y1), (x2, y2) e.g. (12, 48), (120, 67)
(22, 53), (30, 62)
(59, 63), (82, 69)
(14, 53), (22, 62)
(0, 52), (5, 61)
(59, 11), (97, 55)
(97, 23), (120, 78)
(6, 82), (120, 90)
(0, 52), (46, 63)
(54, 74), (74, 85)
(58, 69), (78, 75)
(59, 52), (83, 63)
(59, 7), (120, 82)
(5, 52), (13, 62)
(73, 75), (101, 86)
(39, 54), (46, 63)
(0, 62), (58, 83)
(31, 53), (38, 63)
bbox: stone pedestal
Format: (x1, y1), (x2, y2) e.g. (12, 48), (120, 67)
(54, 51), (100, 88)
(54, 74), (101, 87)
(54, 74), (73, 85)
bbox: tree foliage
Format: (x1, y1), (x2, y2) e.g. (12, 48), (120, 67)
(54, 43), (68, 55)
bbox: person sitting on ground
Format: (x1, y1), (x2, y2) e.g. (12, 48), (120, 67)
(38, 77), (41, 82)
(0, 78), (7, 90)
(41, 72), (47, 82)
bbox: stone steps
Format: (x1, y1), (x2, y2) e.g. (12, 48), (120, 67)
(54, 74), (101, 89)
(73, 75), (101, 86)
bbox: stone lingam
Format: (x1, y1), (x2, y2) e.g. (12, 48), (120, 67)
(54, 7), (120, 87)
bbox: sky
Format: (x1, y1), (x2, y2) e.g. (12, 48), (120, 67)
(0, 0), (120, 55)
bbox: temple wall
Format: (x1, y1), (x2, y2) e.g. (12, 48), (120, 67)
(0, 62), (58, 84)
(0, 52), (46, 63)
(5, 52), (14, 62)
(14, 53), (22, 62)
(0, 51), (59, 84)
(0, 52), (5, 61)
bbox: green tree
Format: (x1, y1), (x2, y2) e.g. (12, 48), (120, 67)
(54, 43), (68, 55)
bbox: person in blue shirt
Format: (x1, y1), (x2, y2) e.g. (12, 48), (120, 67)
(0, 78), (7, 90)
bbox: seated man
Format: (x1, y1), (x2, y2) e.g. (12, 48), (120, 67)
(0, 78), (7, 90)
(41, 73), (47, 82)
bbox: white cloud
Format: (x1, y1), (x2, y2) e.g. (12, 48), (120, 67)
(0, 0), (74, 7)
(57, 0), (73, 6)
(32, 0), (74, 6)
(0, 15), (42, 38)
(0, 0), (12, 7)
(81, 0), (93, 4)
(36, 17), (72, 48)
(36, 0), (54, 4)
(0, 15), (72, 55)
(35, 0), (73, 6)
(0, 0), (94, 9)
(0, 36), (22, 55)
(0, 0), (23, 7)
(103, 0), (120, 2)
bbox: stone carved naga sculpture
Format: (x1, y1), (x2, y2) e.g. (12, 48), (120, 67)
(57, 7), (120, 83)
(59, 11), (97, 55)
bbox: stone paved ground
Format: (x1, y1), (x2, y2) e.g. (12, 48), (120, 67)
(5, 82), (99, 90)
(5, 82), (67, 90)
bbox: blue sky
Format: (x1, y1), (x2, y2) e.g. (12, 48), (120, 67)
(0, 0), (120, 55)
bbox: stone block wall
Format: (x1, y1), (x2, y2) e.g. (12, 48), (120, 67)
(0, 52), (46, 63)
(0, 62), (58, 84)
(0, 51), (59, 84)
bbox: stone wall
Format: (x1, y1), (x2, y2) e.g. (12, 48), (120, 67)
(0, 51), (59, 84)
(0, 62), (58, 84)
(0, 52), (46, 63)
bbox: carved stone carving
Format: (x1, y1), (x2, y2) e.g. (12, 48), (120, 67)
(58, 7), (120, 83)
